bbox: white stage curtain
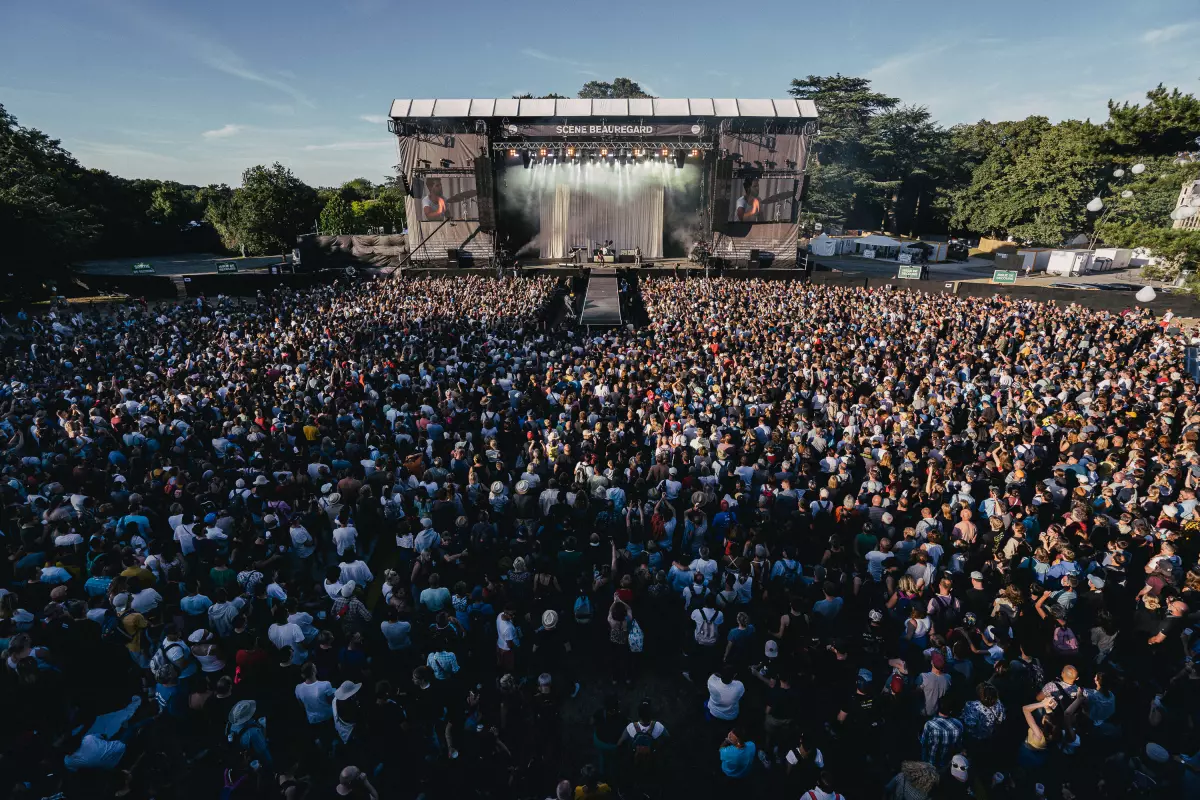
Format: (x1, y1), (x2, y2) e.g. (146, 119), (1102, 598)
(537, 180), (664, 259)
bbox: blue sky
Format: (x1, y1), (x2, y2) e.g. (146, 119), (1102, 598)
(2, 0), (1198, 187)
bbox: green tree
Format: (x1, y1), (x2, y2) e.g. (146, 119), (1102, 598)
(200, 184), (241, 252)
(0, 103), (98, 270)
(319, 195), (356, 235)
(233, 163), (320, 254)
(512, 93), (569, 100)
(1105, 84), (1200, 157)
(339, 177), (376, 203)
(861, 105), (950, 234)
(787, 74), (898, 228)
(578, 78), (652, 99)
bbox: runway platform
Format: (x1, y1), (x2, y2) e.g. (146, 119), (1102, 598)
(579, 267), (622, 326)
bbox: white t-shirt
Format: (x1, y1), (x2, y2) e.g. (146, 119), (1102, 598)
(785, 746), (824, 768)
(268, 622), (306, 661)
(496, 614), (518, 651)
(625, 720), (666, 740)
(332, 526), (358, 556)
(295, 679), (335, 723)
(706, 674), (745, 720)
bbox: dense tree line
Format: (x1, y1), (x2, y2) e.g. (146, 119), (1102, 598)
(2, 77), (1199, 274)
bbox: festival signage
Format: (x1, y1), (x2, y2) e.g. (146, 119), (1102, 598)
(897, 265), (923, 280)
(216, 262), (238, 274)
(992, 269), (1018, 284)
(502, 122), (704, 138)
(131, 262), (154, 274)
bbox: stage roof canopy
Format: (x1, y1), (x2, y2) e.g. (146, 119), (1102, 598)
(388, 98), (818, 120)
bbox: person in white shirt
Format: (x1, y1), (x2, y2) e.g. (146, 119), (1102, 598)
(173, 519), (198, 556)
(689, 548), (719, 583)
(339, 553), (373, 586)
(130, 581), (162, 615)
(267, 607), (307, 664)
(295, 662), (336, 725)
(332, 523), (358, 557)
(706, 664), (746, 721)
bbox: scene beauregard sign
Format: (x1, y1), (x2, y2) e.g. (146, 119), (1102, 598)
(504, 123), (704, 137)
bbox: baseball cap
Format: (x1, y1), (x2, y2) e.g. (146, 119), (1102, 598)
(764, 640), (779, 658)
(970, 571), (984, 581)
(950, 754), (969, 782)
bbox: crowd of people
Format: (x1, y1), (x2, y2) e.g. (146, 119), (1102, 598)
(1, 273), (1199, 800)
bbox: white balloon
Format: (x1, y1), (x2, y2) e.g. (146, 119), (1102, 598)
(1121, 190), (1134, 199)
(1136, 286), (1157, 302)
(1113, 168), (1125, 178)
(1131, 163), (1146, 174)
(1086, 197), (1104, 212)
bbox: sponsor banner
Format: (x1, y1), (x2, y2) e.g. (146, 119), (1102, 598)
(503, 122), (705, 138)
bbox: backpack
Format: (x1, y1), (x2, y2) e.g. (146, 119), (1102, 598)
(573, 593), (594, 625)
(930, 594), (960, 630)
(1052, 625), (1079, 656)
(686, 586), (711, 614)
(631, 722), (657, 763)
(695, 608), (718, 646)
(778, 559), (801, 585)
(628, 620), (644, 653)
(101, 610), (134, 646)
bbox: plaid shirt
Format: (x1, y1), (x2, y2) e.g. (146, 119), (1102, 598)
(426, 650), (460, 681)
(919, 715), (963, 770)
(330, 597), (372, 630)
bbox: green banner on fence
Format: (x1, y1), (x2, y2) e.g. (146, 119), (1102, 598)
(131, 262), (155, 274)
(216, 262), (238, 274)
(992, 269), (1018, 284)
(897, 265), (923, 280)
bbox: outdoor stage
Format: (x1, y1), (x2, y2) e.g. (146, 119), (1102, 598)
(384, 97), (818, 274)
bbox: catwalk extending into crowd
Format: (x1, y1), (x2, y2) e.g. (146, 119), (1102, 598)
(1, 274), (1199, 800)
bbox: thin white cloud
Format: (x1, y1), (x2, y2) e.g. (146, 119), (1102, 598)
(1140, 21), (1199, 44)
(202, 124), (243, 139)
(520, 48), (590, 68)
(302, 141), (391, 151)
(104, 2), (315, 108)
(360, 114), (388, 124)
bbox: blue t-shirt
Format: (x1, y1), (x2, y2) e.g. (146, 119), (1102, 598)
(720, 741), (757, 777)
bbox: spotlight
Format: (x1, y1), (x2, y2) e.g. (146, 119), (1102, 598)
(690, 149), (699, 158)
(539, 148), (547, 158)
(600, 148), (608, 157)
(567, 147), (575, 158)
(662, 148), (669, 157)
(508, 149), (517, 157)
(633, 148), (642, 157)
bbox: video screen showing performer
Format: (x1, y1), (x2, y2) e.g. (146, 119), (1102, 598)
(735, 177), (761, 222)
(417, 174), (479, 221)
(728, 176), (797, 223)
(422, 177), (447, 221)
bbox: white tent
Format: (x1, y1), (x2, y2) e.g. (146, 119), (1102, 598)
(854, 234), (903, 248)
(810, 233), (839, 257)
(853, 234), (903, 259)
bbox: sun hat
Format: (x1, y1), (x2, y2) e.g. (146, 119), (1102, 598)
(228, 700), (257, 727)
(542, 610), (558, 629)
(334, 681), (363, 701)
